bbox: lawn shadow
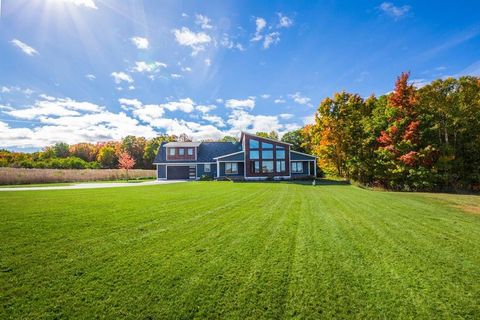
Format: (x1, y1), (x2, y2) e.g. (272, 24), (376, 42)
(231, 178), (351, 187)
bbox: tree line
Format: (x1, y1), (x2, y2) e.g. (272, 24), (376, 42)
(283, 73), (480, 192)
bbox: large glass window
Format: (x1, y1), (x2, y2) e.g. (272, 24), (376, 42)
(251, 161), (260, 173)
(204, 164), (211, 172)
(262, 161), (274, 173)
(262, 142), (273, 149)
(225, 162), (238, 174)
(276, 160), (286, 173)
(292, 162), (303, 173)
(187, 148), (194, 156)
(179, 148), (185, 156)
(169, 148), (175, 156)
(249, 139), (259, 149)
(262, 150), (273, 159)
(250, 150), (259, 159)
(276, 148), (285, 159)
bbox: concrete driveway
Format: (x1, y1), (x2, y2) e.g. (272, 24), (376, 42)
(0, 180), (187, 191)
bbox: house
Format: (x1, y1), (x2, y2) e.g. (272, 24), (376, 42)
(153, 132), (317, 180)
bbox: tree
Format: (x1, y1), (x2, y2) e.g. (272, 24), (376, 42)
(220, 136), (238, 143)
(118, 152), (136, 180)
(177, 133), (193, 142)
(143, 135), (174, 168)
(53, 142), (70, 158)
(97, 146), (117, 168)
(255, 131), (279, 140)
(281, 129), (307, 153)
(121, 136), (146, 168)
(69, 143), (97, 162)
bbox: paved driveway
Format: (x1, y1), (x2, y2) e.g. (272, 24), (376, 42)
(0, 180), (187, 192)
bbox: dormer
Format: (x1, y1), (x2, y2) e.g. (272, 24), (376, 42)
(164, 142), (202, 161)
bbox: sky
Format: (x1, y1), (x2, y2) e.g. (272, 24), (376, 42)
(0, 0), (479, 151)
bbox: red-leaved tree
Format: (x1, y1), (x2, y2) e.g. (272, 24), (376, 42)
(118, 152), (135, 181)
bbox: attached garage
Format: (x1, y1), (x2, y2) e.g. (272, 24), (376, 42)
(166, 165), (196, 180)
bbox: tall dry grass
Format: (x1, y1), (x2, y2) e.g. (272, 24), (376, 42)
(0, 168), (156, 185)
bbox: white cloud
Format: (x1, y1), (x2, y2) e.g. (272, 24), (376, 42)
(196, 104), (216, 114)
(111, 72), (133, 84)
(85, 74), (96, 80)
(173, 27), (212, 56)
(11, 39), (38, 56)
(163, 98), (196, 113)
(62, 0), (98, 10)
(251, 17), (267, 42)
(171, 73), (182, 79)
(227, 110), (282, 134)
(202, 114), (225, 127)
(130, 36), (149, 49)
(410, 78), (430, 88)
(279, 113), (294, 119)
(225, 98), (255, 110)
(221, 34), (245, 51)
(277, 13), (293, 28)
(204, 58), (212, 66)
(119, 98), (143, 110)
(181, 66), (192, 72)
(131, 61), (167, 73)
(6, 97), (104, 120)
(263, 32), (280, 49)
(274, 98), (286, 104)
(195, 14), (213, 30)
(260, 94), (271, 99)
(379, 2), (411, 19)
(182, 13), (189, 18)
(1, 86), (11, 93)
(289, 92), (312, 106)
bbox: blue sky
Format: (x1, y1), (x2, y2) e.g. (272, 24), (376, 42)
(0, 0), (479, 150)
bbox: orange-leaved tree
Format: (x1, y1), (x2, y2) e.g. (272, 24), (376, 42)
(118, 152), (135, 181)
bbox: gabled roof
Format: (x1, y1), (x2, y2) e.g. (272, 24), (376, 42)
(291, 150), (317, 160)
(214, 151), (244, 161)
(239, 131), (292, 146)
(164, 142), (202, 147)
(154, 141), (242, 163)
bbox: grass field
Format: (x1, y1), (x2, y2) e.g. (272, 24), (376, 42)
(1, 182), (479, 318)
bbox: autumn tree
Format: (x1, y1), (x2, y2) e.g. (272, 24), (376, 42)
(121, 136), (146, 168)
(53, 142), (70, 158)
(118, 152), (136, 180)
(97, 146), (117, 168)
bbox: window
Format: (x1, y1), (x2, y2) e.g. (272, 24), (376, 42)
(179, 148), (185, 156)
(292, 162), (303, 173)
(276, 148), (285, 159)
(250, 150), (259, 159)
(187, 148), (194, 156)
(262, 150), (273, 159)
(262, 161), (274, 173)
(249, 139), (259, 149)
(204, 164), (211, 172)
(225, 162), (238, 174)
(276, 160), (286, 173)
(262, 142), (273, 149)
(251, 161), (260, 173)
(169, 148), (175, 156)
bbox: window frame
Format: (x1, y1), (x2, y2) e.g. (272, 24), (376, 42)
(262, 160), (274, 173)
(225, 162), (238, 174)
(178, 148), (185, 156)
(187, 148), (194, 156)
(204, 163), (211, 172)
(169, 148), (175, 156)
(292, 162), (303, 173)
(276, 160), (286, 173)
(249, 139), (260, 149)
(261, 149), (273, 159)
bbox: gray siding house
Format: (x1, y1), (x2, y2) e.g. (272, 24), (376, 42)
(153, 132), (317, 180)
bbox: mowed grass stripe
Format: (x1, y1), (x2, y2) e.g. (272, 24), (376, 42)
(0, 182), (479, 319)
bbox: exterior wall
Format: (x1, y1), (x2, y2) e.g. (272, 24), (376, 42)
(197, 163), (217, 178)
(244, 134), (290, 178)
(219, 162), (244, 177)
(157, 165), (166, 179)
(165, 147), (196, 161)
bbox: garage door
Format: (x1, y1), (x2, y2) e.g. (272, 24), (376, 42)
(167, 166), (190, 180)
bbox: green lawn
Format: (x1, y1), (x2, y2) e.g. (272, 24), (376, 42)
(1, 182), (479, 319)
